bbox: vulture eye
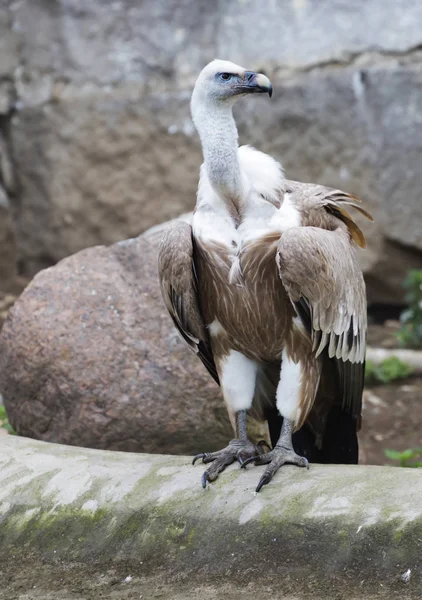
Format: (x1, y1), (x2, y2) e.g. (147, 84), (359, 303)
(220, 73), (232, 81)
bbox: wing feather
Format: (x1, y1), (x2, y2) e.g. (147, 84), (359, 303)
(277, 215), (368, 418)
(158, 220), (219, 384)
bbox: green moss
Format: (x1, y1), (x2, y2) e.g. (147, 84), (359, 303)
(365, 357), (414, 386)
(85, 507), (109, 525)
(187, 527), (196, 545)
(0, 404), (15, 434)
(0, 450), (421, 590)
(0, 497), (421, 587)
(393, 529), (404, 544)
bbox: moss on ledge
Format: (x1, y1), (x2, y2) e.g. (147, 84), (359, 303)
(0, 436), (421, 598)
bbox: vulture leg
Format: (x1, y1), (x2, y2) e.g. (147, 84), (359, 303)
(242, 418), (309, 492)
(192, 410), (264, 488)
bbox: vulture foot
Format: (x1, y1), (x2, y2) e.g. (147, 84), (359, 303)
(192, 439), (265, 488)
(242, 446), (309, 492)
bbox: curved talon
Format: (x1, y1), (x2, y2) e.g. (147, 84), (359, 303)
(192, 453), (206, 465)
(240, 455), (260, 469)
(257, 440), (272, 452)
(256, 474), (271, 493)
(254, 449), (310, 491)
(201, 471), (210, 489)
(192, 439), (266, 487)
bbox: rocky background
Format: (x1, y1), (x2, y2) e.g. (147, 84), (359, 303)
(0, 0), (421, 300)
(0, 1), (421, 458)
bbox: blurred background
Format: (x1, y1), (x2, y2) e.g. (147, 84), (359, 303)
(0, 0), (421, 466)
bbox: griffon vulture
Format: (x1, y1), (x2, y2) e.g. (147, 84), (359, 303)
(158, 60), (372, 492)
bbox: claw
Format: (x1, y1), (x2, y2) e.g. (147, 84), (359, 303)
(257, 440), (272, 451)
(240, 455), (260, 469)
(256, 473), (271, 493)
(201, 471), (210, 489)
(238, 448), (261, 466)
(193, 439), (265, 488)
(254, 448), (309, 491)
(192, 453), (206, 465)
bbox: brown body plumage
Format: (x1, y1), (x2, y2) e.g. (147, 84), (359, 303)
(159, 181), (371, 433)
(158, 60), (372, 491)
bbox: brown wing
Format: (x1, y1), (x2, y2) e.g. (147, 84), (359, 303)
(158, 220), (219, 384)
(277, 186), (372, 418)
(284, 179), (374, 248)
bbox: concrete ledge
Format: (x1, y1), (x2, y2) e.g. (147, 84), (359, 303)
(0, 436), (421, 598)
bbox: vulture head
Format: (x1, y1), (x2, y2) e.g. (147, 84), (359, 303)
(191, 59), (272, 111)
(190, 60), (273, 200)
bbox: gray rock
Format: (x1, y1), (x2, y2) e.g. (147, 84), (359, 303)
(8, 0), (422, 84)
(0, 80), (15, 115)
(11, 91), (201, 274)
(0, 4), (20, 79)
(2, 0), (422, 299)
(0, 434), (421, 599)
(366, 65), (422, 251)
(8, 0), (219, 90)
(0, 185), (16, 291)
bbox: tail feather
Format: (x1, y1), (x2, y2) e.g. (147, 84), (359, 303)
(254, 362), (359, 465)
(250, 363), (280, 422)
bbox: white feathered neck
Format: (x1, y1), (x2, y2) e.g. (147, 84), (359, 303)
(191, 98), (243, 205)
(191, 83), (284, 214)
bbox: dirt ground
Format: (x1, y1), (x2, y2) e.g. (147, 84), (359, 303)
(0, 555), (418, 600)
(359, 375), (422, 465)
(360, 323), (422, 466)
(0, 289), (421, 467)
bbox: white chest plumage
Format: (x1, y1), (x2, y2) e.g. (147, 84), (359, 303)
(192, 146), (302, 267)
(191, 145), (301, 366)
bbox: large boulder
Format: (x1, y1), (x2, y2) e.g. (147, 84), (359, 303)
(1, 0), (422, 301)
(0, 224), (237, 454)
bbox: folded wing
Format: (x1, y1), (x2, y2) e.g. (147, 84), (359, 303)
(277, 185), (372, 419)
(158, 220), (219, 384)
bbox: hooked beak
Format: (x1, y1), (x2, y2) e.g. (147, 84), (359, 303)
(238, 71), (273, 97)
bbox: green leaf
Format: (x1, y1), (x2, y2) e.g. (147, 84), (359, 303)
(3, 423), (15, 435)
(399, 449), (418, 461)
(397, 269), (422, 348)
(385, 449), (406, 460)
(366, 357), (413, 386)
(385, 447), (422, 468)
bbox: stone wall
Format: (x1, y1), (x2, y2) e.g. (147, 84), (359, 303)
(0, 0), (421, 302)
(0, 435), (421, 598)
